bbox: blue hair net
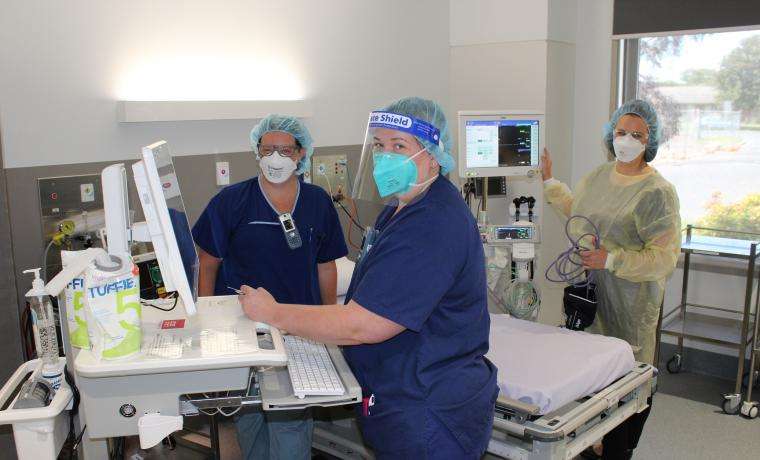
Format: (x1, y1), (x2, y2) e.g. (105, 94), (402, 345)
(604, 99), (661, 162)
(250, 114), (314, 175)
(382, 97), (454, 174)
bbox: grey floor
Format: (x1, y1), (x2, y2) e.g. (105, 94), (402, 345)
(633, 372), (760, 460)
(125, 372), (760, 460)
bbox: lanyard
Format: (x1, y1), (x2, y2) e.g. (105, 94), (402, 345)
(260, 179), (302, 250)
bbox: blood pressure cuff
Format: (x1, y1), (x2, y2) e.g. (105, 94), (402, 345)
(563, 283), (597, 331)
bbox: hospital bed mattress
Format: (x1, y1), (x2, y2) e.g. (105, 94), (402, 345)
(487, 314), (635, 414)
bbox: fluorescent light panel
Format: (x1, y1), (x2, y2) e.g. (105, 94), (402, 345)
(118, 100), (313, 122)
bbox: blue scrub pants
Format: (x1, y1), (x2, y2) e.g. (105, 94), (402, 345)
(235, 408), (313, 460)
(370, 412), (484, 460)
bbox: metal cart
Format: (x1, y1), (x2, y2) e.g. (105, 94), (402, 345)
(659, 225), (760, 416)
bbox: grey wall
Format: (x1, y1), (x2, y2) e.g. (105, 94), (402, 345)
(0, 130), (21, 458)
(6, 145), (368, 317)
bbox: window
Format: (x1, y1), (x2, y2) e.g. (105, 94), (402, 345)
(627, 30), (760, 240)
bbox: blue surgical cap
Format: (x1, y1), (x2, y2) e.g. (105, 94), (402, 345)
(603, 99), (661, 162)
(381, 97), (454, 174)
(250, 114), (314, 175)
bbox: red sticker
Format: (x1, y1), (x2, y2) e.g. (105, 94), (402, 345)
(160, 319), (186, 329)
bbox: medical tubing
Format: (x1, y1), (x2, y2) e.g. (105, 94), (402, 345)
(319, 170), (334, 198)
(508, 280), (541, 319)
(41, 238), (56, 282)
(545, 215), (600, 286)
(334, 197), (364, 250)
(336, 200), (363, 229)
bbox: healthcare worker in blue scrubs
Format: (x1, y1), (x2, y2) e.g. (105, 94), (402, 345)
(238, 97), (498, 459)
(192, 114), (348, 460)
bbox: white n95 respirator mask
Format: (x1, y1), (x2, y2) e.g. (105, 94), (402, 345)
(613, 135), (645, 163)
(259, 153), (297, 184)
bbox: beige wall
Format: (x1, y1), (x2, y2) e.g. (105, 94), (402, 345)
(0, 0), (449, 169)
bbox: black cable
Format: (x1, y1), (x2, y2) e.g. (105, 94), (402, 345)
(468, 179), (477, 207)
(64, 365), (80, 416)
(63, 365), (81, 460)
(141, 292), (179, 312)
(72, 425), (87, 455)
(462, 179), (475, 207)
(336, 200), (364, 229)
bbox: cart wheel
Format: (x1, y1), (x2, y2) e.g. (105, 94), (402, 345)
(722, 396), (741, 415)
(666, 354), (682, 374)
(749, 405), (759, 419)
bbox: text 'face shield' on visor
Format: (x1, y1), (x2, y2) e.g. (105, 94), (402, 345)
(351, 111), (441, 205)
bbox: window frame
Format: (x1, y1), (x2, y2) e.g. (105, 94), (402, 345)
(613, 31), (760, 275)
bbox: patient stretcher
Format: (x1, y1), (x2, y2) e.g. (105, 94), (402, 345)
(312, 314), (656, 460)
(486, 314), (656, 460)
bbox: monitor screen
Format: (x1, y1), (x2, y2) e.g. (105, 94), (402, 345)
(494, 226), (534, 240)
(152, 147), (200, 297)
(133, 141), (199, 315)
(464, 119), (540, 169)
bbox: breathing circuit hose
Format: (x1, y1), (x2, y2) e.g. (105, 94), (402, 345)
(544, 215), (600, 287)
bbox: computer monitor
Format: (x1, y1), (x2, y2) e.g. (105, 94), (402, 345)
(132, 141), (199, 316)
(458, 111), (544, 178)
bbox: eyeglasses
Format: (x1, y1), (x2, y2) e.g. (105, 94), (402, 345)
(614, 129), (648, 142)
(258, 144), (300, 158)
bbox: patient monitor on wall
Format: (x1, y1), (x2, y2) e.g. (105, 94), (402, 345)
(458, 111), (546, 320)
(458, 111), (544, 179)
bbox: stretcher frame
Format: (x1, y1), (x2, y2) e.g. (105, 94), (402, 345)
(311, 363), (655, 460)
(487, 362), (656, 460)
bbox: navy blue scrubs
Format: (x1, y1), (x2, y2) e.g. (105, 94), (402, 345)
(343, 176), (498, 459)
(192, 177), (348, 303)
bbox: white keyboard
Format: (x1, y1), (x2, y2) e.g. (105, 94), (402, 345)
(283, 335), (345, 399)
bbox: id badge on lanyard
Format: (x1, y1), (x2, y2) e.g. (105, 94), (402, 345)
(357, 226), (379, 267)
(278, 212), (302, 250)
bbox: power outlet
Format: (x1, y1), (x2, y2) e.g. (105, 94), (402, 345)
(216, 162), (230, 186)
(311, 154), (348, 200)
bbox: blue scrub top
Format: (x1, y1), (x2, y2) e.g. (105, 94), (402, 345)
(343, 176), (498, 456)
(191, 177), (348, 304)
(168, 209), (199, 290)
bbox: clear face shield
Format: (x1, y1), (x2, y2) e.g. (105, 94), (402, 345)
(351, 111), (442, 206)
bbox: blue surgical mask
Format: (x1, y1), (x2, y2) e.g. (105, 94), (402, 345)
(372, 149), (426, 198)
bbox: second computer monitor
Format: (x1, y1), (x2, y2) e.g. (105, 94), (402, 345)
(458, 111), (544, 178)
(132, 141), (199, 316)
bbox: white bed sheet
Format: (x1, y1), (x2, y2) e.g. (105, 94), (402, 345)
(487, 314), (635, 414)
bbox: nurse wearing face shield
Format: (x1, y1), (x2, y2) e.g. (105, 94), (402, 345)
(542, 99), (681, 460)
(238, 97), (498, 459)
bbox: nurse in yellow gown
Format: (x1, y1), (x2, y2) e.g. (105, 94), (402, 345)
(542, 99), (681, 366)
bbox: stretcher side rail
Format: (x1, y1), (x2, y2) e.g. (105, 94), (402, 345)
(495, 396), (541, 424)
(493, 363), (655, 441)
(488, 364), (655, 460)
